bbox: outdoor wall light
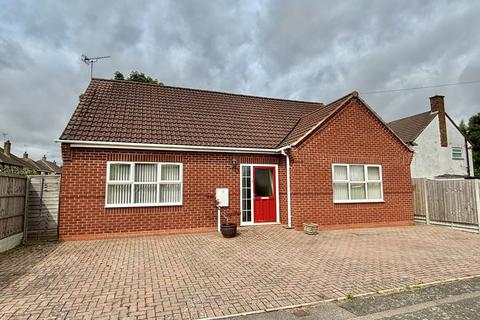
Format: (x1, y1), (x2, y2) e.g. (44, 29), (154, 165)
(231, 158), (237, 169)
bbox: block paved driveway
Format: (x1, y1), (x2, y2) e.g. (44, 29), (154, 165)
(1, 225), (480, 320)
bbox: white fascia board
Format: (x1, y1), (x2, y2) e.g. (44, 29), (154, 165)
(56, 139), (283, 154)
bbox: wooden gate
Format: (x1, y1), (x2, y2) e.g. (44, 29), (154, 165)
(26, 175), (61, 241)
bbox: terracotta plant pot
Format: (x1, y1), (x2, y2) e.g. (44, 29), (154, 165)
(220, 223), (237, 238)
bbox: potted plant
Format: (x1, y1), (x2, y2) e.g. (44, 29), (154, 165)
(216, 200), (237, 238)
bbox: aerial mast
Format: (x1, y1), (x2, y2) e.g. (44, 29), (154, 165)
(81, 54), (111, 79)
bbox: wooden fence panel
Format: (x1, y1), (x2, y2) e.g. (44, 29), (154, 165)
(426, 179), (446, 222)
(412, 178), (426, 218)
(413, 178), (479, 230)
(446, 180), (476, 224)
(0, 174), (26, 240)
(26, 175), (60, 241)
(426, 179), (477, 225)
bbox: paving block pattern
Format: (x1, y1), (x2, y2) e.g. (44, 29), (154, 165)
(1, 225), (480, 319)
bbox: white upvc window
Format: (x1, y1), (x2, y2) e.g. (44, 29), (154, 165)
(332, 164), (383, 203)
(106, 162), (183, 208)
(451, 147), (463, 160)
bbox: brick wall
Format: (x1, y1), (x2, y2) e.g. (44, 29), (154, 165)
(60, 98), (413, 240)
(289, 98), (414, 229)
(59, 146), (287, 240)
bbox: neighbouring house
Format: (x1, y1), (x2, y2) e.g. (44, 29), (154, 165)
(388, 95), (474, 179)
(19, 152), (47, 174)
(0, 140), (26, 170)
(57, 79), (414, 240)
(35, 155), (62, 175)
(0, 140), (62, 175)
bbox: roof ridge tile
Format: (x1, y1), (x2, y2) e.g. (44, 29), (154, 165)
(91, 78), (323, 106)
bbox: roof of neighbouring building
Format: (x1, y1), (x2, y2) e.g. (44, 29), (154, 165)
(387, 111), (438, 144)
(0, 147), (27, 168)
(60, 79), (361, 149)
(18, 156), (44, 172)
(36, 158), (62, 174)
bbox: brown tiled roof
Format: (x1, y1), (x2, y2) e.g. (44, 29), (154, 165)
(60, 79), (336, 149)
(19, 157), (44, 172)
(387, 111), (437, 144)
(0, 148), (26, 168)
(36, 159), (62, 174)
(279, 93), (354, 147)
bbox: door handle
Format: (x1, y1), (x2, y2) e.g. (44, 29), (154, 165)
(261, 197), (269, 199)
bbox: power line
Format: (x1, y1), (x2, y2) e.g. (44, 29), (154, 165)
(360, 80), (480, 95)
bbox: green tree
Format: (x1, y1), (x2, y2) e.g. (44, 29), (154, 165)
(113, 71), (125, 80)
(0, 167), (37, 176)
(113, 71), (163, 85)
(459, 120), (467, 135)
(465, 113), (480, 176)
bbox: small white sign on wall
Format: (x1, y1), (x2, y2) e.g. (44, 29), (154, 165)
(215, 188), (229, 207)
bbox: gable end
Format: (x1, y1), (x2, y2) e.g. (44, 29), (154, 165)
(292, 95), (412, 153)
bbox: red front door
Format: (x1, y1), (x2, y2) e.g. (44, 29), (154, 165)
(253, 166), (277, 223)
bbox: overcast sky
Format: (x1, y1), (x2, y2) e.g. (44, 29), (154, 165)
(1, 0), (479, 163)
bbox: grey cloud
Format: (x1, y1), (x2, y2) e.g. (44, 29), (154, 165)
(1, 0), (479, 164)
(0, 39), (33, 69)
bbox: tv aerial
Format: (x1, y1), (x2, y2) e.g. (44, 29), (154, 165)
(81, 54), (111, 79)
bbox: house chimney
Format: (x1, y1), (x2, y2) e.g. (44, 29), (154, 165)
(3, 140), (11, 156)
(23, 152), (28, 159)
(429, 95), (447, 147)
(42, 155), (47, 161)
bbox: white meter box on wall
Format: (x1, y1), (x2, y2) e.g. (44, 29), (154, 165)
(215, 188), (229, 207)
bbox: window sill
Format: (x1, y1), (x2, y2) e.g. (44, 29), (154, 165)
(334, 200), (384, 204)
(105, 202), (182, 208)
(452, 158), (464, 160)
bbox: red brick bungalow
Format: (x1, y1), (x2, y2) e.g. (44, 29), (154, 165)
(58, 79), (414, 240)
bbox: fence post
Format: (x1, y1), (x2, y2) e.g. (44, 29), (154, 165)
(423, 178), (430, 225)
(39, 175), (44, 234)
(22, 176), (30, 244)
(475, 179), (480, 233)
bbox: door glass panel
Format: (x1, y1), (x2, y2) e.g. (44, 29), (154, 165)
(241, 166), (252, 223)
(255, 168), (273, 197)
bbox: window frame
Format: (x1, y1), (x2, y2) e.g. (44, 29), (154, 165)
(332, 164), (384, 204)
(451, 147), (463, 160)
(105, 161), (183, 208)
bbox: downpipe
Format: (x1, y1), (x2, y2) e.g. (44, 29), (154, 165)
(281, 148), (292, 228)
